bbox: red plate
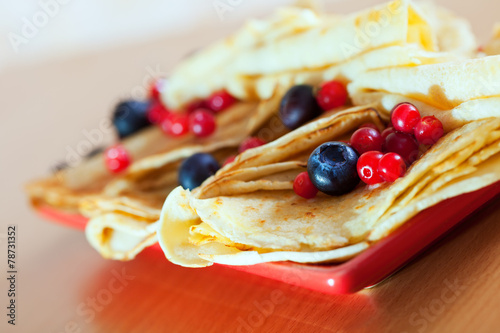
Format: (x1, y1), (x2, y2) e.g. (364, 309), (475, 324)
(36, 181), (500, 294)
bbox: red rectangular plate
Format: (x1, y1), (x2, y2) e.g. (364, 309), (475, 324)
(36, 181), (500, 294)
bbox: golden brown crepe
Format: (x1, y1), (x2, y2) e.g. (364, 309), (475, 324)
(164, 0), (475, 108)
(157, 108), (500, 267)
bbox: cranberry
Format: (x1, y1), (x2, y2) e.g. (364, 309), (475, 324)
(381, 127), (396, 151)
(189, 109), (216, 137)
(239, 137), (266, 153)
(223, 155), (236, 166)
(381, 127), (396, 140)
(378, 153), (406, 182)
(105, 145), (131, 173)
(186, 99), (207, 113)
(414, 116), (444, 145)
(161, 113), (189, 137)
(149, 78), (166, 101)
(350, 127), (383, 154)
(357, 151), (384, 185)
(207, 90), (236, 112)
(316, 80), (348, 111)
(293, 172), (318, 199)
(384, 132), (419, 165)
(391, 103), (421, 134)
(147, 101), (169, 124)
(360, 123), (379, 130)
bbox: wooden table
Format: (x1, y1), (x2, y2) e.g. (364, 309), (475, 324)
(2, 1), (500, 332)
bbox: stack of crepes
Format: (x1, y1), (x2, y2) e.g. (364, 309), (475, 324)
(27, 0), (497, 262)
(75, 0), (493, 261)
(154, 2), (500, 266)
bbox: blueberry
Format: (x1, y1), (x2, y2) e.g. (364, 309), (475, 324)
(279, 85), (322, 130)
(307, 142), (360, 196)
(178, 153), (220, 190)
(112, 100), (151, 139)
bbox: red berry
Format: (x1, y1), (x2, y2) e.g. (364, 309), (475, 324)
(378, 153), (406, 182)
(161, 113), (189, 137)
(104, 145), (131, 173)
(381, 127), (396, 151)
(414, 116), (444, 145)
(316, 80), (348, 111)
(294, 172), (318, 199)
(360, 123), (379, 130)
(357, 151), (384, 185)
(223, 155), (236, 166)
(391, 103), (421, 134)
(186, 99), (207, 113)
(350, 127), (383, 154)
(147, 101), (169, 124)
(239, 137), (266, 153)
(384, 132), (419, 165)
(189, 109), (216, 137)
(207, 90), (236, 112)
(381, 127), (396, 140)
(149, 78), (166, 101)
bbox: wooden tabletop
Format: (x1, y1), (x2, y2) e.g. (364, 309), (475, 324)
(2, 1), (500, 332)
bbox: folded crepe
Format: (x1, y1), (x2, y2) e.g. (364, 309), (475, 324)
(26, 101), (258, 213)
(157, 104), (500, 267)
(81, 95), (288, 260)
(164, 0), (476, 108)
(348, 55), (500, 131)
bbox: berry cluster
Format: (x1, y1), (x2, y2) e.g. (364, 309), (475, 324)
(293, 103), (445, 199)
(148, 83), (236, 139)
(355, 103), (443, 185)
(105, 78), (237, 173)
(279, 80), (348, 130)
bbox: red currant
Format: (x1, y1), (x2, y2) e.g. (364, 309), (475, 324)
(189, 109), (216, 137)
(350, 127), (383, 154)
(147, 101), (169, 124)
(381, 127), (396, 140)
(360, 123), (379, 130)
(383, 132), (419, 165)
(223, 155), (236, 166)
(186, 99), (207, 113)
(207, 90), (236, 112)
(378, 153), (406, 182)
(414, 116), (444, 145)
(381, 127), (396, 151)
(357, 151), (384, 185)
(105, 145), (131, 173)
(391, 103), (421, 134)
(149, 78), (166, 101)
(294, 172), (318, 199)
(239, 137), (266, 153)
(161, 113), (189, 137)
(316, 80), (348, 111)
